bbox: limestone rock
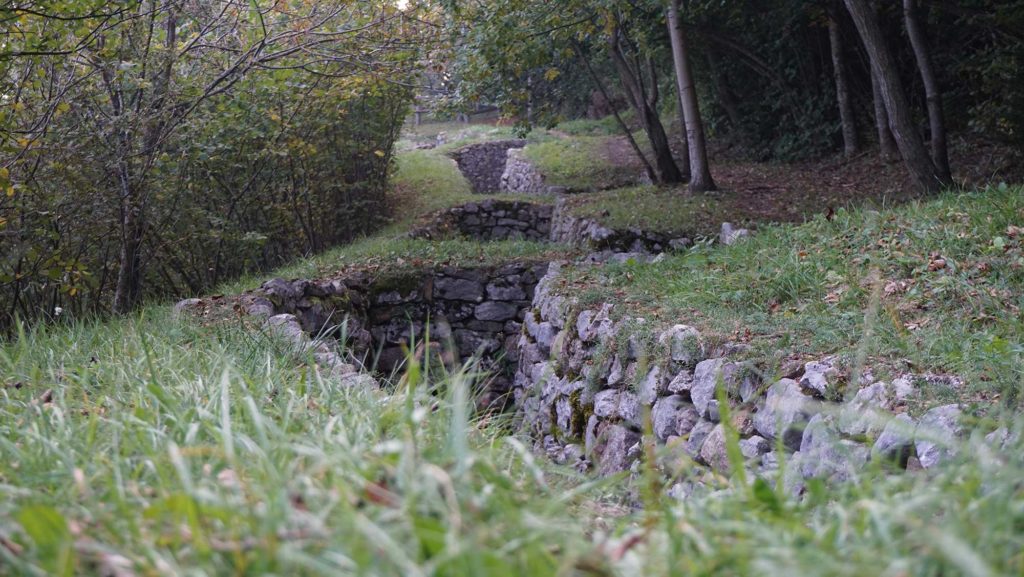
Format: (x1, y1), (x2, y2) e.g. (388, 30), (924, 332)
(872, 413), (916, 467)
(435, 277), (484, 302)
(639, 366), (668, 405)
(691, 358), (746, 418)
(593, 389), (641, 426)
(753, 378), (819, 451)
(474, 301), (518, 322)
(684, 419), (716, 461)
(720, 222), (751, 245)
(173, 298), (203, 317)
(699, 424), (730, 472)
(651, 395), (700, 441)
(799, 414), (869, 482)
(658, 325), (704, 367)
(799, 357), (840, 398)
(593, 424), (642, 476)
(915, 404), (962, 469)
(740, 435), (772, 460)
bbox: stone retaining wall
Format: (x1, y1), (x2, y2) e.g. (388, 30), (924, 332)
(500, 148), (566, 194)
(550, 198), (692, 253)
(247, 262), (549, 407)
(513, 262), (968, 495)
(450, 140), (526, 193)
(409, 199), (553, 242)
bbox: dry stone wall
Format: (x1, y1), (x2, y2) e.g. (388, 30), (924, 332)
(409, 199), (553, 242)
(247, 262), (548, 407)
(450, 140), (526, 193)
(500, 148), (567, 194)
(513, 262), (970, 496)
(550, 198), (692, 254)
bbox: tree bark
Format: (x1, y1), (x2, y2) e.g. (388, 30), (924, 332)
(607, 33), (684, 184)
(845, 0), (949, 192)
(870, 70), (897, 161)
(666, 0), (716, 192)
(828, 12), (859, 156)
(903, 0), (951, 180)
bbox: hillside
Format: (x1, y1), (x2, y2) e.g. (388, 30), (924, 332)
(1, 124), (1022, 575)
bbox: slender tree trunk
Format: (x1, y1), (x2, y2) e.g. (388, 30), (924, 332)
(829, 12), (859, 156)
(573, 41), (658, 183)
(870, 71), (897, 161)
(666, 0), (716, 192)
(903, 0), (951, 180)
(675, 105), (691, 177)
(113, 169), (143, 314)
(845, 0), (951, 193)
(607, 34), (683, 184)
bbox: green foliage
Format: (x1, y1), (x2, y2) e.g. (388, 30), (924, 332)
(0, 1), (421, 328)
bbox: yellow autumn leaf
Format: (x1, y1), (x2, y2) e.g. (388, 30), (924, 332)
(544, 68), (560, 82)
(0, 167), (8, 180)
(373, 150), (385, 157)
(6, 185), (15, 197)
(56, 102), (71, 114)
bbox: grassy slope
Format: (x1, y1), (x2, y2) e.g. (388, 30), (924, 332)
(559, 185), (1024, 412)
(2, 136), (1023, 574)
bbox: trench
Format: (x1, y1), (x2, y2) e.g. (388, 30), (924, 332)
(259, 262), (549, 407)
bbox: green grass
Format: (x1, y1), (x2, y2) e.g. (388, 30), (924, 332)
(559, 185), (1024, 411)
(554, 114), (628, 137)
(1, 305), (1023, 574)
(523, 136), (638, 191)
(256, 237), (570, 284)
(387, 148), (476, 225)
(563, 185), (733, 237)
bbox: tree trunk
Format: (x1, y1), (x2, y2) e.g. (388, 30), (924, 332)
(829, 12), (859, 156)
(666, 0), (716, 192)
(607, 34), (683, 184)
(844, 0), (949, 192)
(870, 70), (897, 161)
(113, 174), (144, 314)
(903, 0), (951, 180)
(573, 41), (658, 183)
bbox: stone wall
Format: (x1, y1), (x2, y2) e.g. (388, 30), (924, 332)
(500, 148), (565, 194)
(550, 198), (692, 254)
(249, 262), (549, 407)
(409, 199), (553, 242)
(450, 140), (526, 193)
(513, 262), (967, 495)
